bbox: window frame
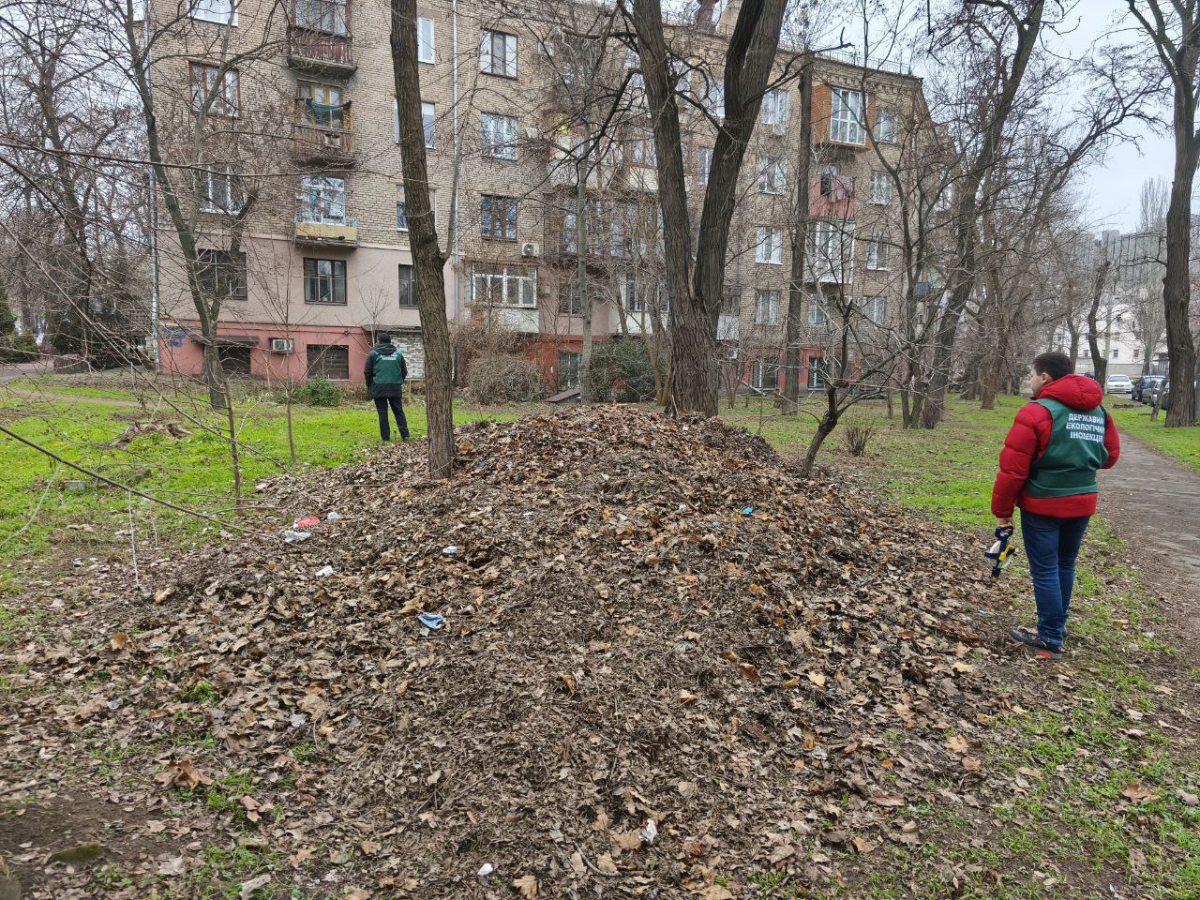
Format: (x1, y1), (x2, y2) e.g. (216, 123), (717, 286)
(807, 301), (829, 328)
(417, 15), (436, 64)
(396, 185), (437, 232)
(303, 258), (348, 305)
(869, 171), (892, 206)
(480, 28), (518, 79)
(696, 146), (713, 185)
(398, 263), (417, 307)
(422, 101), (436, 148)
(860, 296), (885, 324)
(196, 249), (247, 302)
(830, 88), (865, 145)
(702, 77), (725, 120)
(481, 112), (518, 160)
(188, 0), (238, 26)
(762, 89), (790, 127)
(755, 226), (783, 265)
(753, 288), (781, 326)
(189, 62), (239, 117)
(472, 263), (537, 308)
(866, 239), (889, 271)
(874, 107), (897, 144)
(197, 165), (243, 215)
(480, 194), (519, 241)
(759, 156), (786, 195)
(294, 0), (346, 35)
(299, 175), (346, 225)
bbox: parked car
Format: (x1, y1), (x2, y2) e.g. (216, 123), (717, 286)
(1132, 375), (1164, 402)
(1158, 382), (1171, 410)
(1105, 374), (1133, 395)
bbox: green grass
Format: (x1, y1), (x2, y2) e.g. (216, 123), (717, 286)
(1110, 403), (1200, 472)
(0, 391), (518, 589)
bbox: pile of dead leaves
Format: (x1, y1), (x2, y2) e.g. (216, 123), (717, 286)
(7, 406), (1010, 897)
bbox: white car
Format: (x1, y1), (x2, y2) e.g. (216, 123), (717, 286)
(1105, 374), (1133, 394)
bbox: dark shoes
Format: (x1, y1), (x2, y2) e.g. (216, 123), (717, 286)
(1008, 628), (1063, 660)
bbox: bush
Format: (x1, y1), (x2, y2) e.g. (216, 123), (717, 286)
(467, 355), (543, 404)
(0, 332), (37, 363)
(584, 340), (657, 403)
(842, 421), (877, 458)
(298, 376), (344, 407)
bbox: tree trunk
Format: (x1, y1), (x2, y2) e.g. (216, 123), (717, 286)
(390, 0), (454, 478)
(1163, 143), (1199, 425)
(798, 394), (838, 479)
(577, 123), (595, 401)
(1088, 256), (1111, 388)
(783, 65), (812, 415)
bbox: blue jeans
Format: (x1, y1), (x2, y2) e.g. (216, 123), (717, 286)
(373, 396), (409, 441)
(1019, 510), (1090, 647)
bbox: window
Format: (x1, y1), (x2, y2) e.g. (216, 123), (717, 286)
(559, 281), (585, 316)
(481, 194), (519, 240)
(808, 301), (829, 328)
(418, 16), (436, 63)
(197, 166), (243, 214)
(306, 344), (350, 379)
(422, 101), (436, 148)
(809, 221), (854, 282)
(762, 89), (790, 127)
(398, 264), (416, 307)
(189, 63), (239, 117)
(875, 107), (896, 144)
(396, 186), (437, 232)
(697, 147), (713, 185)
(870, 172), (892, 205)
(830, 88), (865, 144)
(481, 113), (518, 159)
(629, 129), (656, 167)
(218, 346), (252, 375)
(866, 239), (889, 271)
(721, 283), (741, 315)
(935, 182), (954, 212)
(1134, 347), (1142, 360)
(295, 0), (346, 35)
(861, 296), (885, 324)
(472, 264), (536, 307)
(752, 359), (779, 390)
(807, 356), (828, 389)
(480, 29), (518, 78)
(303, 259), (347, 305)
(299, 176), (345, 225)
(559, 350), (582, 388)
(759, 156), (785, 195)
(703, 77), (725, 119)
(197, 250), (246, 302)
(298, 82), (345, 128)
(753, 289), (780, 325)
(756, 226), (783, 265)
(1111, 349), (1120, 360)
(189, 0), (237, 26)
(625, 271), (643, 312)
(1082, 347), (1091, 359)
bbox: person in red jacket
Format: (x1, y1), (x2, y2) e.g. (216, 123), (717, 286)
(992, 351), (1120, 659)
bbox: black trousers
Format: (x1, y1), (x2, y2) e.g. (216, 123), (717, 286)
(374, 396), (409, 441)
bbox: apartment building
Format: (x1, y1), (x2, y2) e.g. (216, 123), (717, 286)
(150, 0), (938, 392)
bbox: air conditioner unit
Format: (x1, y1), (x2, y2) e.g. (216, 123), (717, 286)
(769, 121), (787, 137)
(270, 338), (295, 353)
(521, 242), (540, 258)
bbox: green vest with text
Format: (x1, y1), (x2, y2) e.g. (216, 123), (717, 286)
(1025, 398), (1109, 498)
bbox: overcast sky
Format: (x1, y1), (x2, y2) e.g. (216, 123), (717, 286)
(1050, 0), (1174, 234)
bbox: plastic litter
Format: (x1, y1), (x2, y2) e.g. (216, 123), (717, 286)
(418, 612), (446, 630)
(283, 530), (312, 544)
(294, 515), (321, 529)
(315, 565), (334, 578)
(742, 506), (754, 516)
(477, 863), (495, 878)
(442, 545), (460, 555)
(639, 818), (658, 844)
(326, 511), (344, 522)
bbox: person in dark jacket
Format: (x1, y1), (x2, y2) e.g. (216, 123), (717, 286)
(364, 333), (409, 442)
(992, 351), (1120, 659)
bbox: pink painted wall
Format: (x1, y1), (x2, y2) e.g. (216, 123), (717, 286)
(159, 322), (380, 383)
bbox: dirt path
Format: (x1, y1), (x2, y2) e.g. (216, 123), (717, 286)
(1100, 435), (1200, 655)
(1, 387), (142, 408)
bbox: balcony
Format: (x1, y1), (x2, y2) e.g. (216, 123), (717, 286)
(809, 175), (856, 219)
(293, 217), (358, 248)
(291, 116), (355, 166)
(287, 1), (355, 76)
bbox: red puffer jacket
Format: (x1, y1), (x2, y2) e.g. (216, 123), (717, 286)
(991, 374), (1120, 519)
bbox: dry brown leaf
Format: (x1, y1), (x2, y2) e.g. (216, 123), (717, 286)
(868, 793), (905, 807)
(613, 831), (642, 851)
(513, 874), (539, 899)
(679, 689), (698, 704)
(110, 633), (133, 652)
(807, 671), (826, 687)
(946, 734), (969, 754)
(154, 759), (213, 791)
(1122, 783), (1157, 803)
(596, 853), (619, 874)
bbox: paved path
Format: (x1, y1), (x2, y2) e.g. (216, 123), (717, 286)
(1100, 436), (1200, 654)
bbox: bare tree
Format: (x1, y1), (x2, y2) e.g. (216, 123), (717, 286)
(1124, 0), (1199, 425)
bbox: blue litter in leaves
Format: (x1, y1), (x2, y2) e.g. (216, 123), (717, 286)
(742, 507), (754, 516)
(418, 612), (446, 631)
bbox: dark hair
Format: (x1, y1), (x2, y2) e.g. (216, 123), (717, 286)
(378, 332), (392, 343)
(1032, 351), (1073, 381)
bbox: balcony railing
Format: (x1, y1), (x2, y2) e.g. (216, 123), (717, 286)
(291, 119), (354, 164)
(287, 1), (355, 75)
(292, 216), (359, 247)
(809, 175), (856, 219)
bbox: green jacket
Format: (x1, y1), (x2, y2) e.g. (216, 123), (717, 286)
(364, 343), (407, 400)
